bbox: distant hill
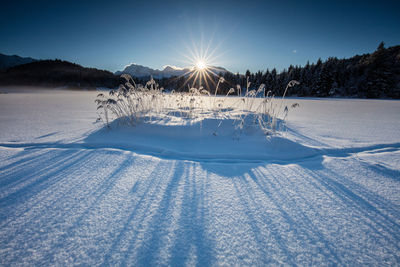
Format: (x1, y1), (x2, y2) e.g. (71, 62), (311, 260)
(116, 63), (229, 79)
(0, 53), (37, 71)
(0, 59), (123, 88)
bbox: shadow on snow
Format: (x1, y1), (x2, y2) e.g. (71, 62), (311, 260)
(0, 143), (399, 265)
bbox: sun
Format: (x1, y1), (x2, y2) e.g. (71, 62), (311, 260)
(171, 37), (226, 89)
(195, 60), (207, 71)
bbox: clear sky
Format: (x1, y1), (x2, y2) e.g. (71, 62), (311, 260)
(1, 0), (399, 74)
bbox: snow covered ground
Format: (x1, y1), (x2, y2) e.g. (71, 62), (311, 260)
(0, 88), (399, 266)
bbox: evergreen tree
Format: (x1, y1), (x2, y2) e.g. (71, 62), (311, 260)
(378, 41), (385, 51)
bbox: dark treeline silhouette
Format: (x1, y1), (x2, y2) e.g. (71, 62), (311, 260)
(0, 43), (399, 98)
(0, 59), (123, 88)
(154, 43), (400, 99)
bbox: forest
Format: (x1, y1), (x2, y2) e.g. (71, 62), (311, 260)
(154, 43), (400, 99)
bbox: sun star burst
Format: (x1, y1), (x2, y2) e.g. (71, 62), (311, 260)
(169, 36), (228, 90)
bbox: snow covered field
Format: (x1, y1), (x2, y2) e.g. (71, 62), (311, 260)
(0, 88), (399, 266)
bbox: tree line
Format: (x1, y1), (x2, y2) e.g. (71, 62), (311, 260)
(1, 43), (398, 98)
(0, 59), (123, 88)
(154, 42), (400, 99)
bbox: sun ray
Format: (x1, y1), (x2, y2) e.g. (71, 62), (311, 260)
(203, 70), (217, 87)
(203, 30), (216, 62)
(191, 71), (201, 87)
(162, 31), (229, 92)
(203, 74), (211, 90)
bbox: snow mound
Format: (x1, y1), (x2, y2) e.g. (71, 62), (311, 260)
(85, 116), (319, 163)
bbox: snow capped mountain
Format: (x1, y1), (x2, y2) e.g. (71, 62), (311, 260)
(115, 63), (189, 78)
(115, 63), (158, 77)
(115, 63), (229, 78)
(157, 65), (188, 78)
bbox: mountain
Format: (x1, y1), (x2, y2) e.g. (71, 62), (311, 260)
(0, 53), (37, 71)
(115, 63), (229, 78)
(0, 59), (123, 88)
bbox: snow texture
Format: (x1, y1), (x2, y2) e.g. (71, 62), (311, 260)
(0, 88), (399, 266)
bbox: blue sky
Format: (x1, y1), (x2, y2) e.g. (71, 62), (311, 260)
(1, 0), (399, 73)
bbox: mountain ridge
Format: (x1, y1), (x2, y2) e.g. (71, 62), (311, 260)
(115, 63), (229, 78)
(0, 53), (37, 71)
